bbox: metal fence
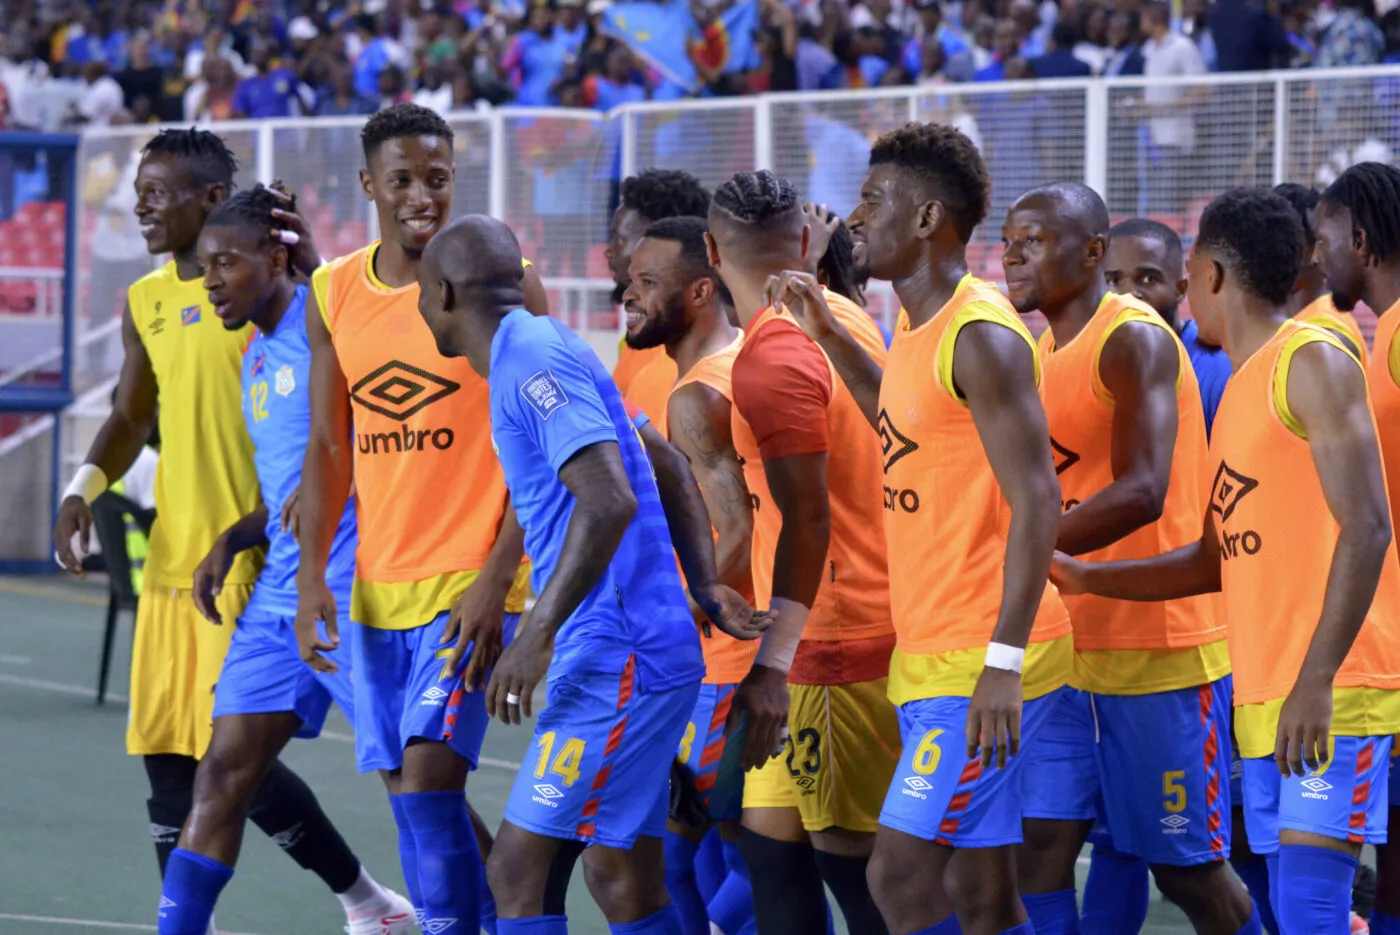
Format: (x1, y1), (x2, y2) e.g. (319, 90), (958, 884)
(27, 64), (1395, 513)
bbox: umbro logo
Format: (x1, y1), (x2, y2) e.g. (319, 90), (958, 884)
(421, 917), (459, 934)
(158, 896), (177, 914)
(422, 686), (449, 702)
(1050, 437), (1080, 475)
(351, 360), (460, 421)
(1210, 461), (1259, 523)
(903, 776), (932, 792)
(269, 821), (305, 850)
(1301, 777), (1333, 793)
(534, 784), (564, 799)
(877, 409), (918, 473)
(1160, 815), (1190, 828)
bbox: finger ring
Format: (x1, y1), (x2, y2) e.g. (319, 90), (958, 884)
(506, 692), (521, 705)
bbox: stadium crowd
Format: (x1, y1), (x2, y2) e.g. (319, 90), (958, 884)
(3, 0), (1400, 131)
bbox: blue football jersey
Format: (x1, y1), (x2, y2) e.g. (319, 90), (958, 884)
(242, 285), (357, 618)
(489, 308), (704, 692)
(1180, 319), (1232, 440)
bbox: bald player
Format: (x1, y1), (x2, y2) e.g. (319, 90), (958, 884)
(1054, 187), (1400, 935)
(1004, 182), (1256, 935)
(775, 122), (1074, 935)
(415, 214), (735, 935)
(1315, 162), (1400, 935)
(608, 169), (712, 395)
(1105, 218), (1233, 439)
(1274, 183), (1367, 363)
(706, 169), (900, 935)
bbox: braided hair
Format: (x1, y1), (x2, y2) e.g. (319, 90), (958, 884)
(1320, 162), (1400, 265)
(142, 127), (239, 190)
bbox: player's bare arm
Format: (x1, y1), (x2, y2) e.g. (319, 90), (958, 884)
(667, 383), (757, 603)
(522, 263), (551, 317)
(767, 270), (883, 428)
(1057, 321), (1182, 555)
(54, 302), (159, 575)
(193, 504), (271, 624)
(294, 285), (354, 673)
(956, 320), (1062, 768)
(1275, 340), (1394, 778)
(637, 417), (768, 641)
(449, 500), (527, 691)
(487, 440), (637, 725)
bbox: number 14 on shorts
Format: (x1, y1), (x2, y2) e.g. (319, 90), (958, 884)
(535, 731), (586, 788)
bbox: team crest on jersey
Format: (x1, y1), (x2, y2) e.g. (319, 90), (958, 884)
(180, 305), (201, 326)
(521, 369), (569, 420)
(275, 364), (295, 397)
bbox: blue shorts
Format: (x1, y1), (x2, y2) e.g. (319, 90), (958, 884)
(1241, 735), (1393, 854)
(212, 615), (353, 739)
(1023, 678), (1234, 866)
(504, 657), (700, 849)
(878, 686), (1066, 848)
(350, 612), (521, 774)
(675, 683), (743, 822)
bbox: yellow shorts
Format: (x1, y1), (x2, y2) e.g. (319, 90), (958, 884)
(125, 584), (252, 759)
(741, 677), (901, 833)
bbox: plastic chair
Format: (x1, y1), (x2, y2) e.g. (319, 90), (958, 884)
(89, 491), (154, 705)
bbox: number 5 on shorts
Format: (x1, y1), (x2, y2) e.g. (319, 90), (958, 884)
(535, 731), (586, 787)
(1162, 769), (1186, 813)
(913, 729), (944, 776)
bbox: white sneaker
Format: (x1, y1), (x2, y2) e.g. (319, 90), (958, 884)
(344, 890), (416, 935)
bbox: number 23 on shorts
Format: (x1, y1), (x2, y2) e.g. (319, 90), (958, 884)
(536, 730), (586, 787)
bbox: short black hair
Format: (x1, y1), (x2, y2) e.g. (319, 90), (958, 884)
(361, 102), (455, 162)
(1273, 182), (1321, 248)
(1051, 18), (1080, 48)
(816, 208), (867, 307)
(711, 170), (801, 227)
(642, 215), (711, 268)
(1195, 188), (1304, 306)
(142, 127), (239, 190)
(1320, 162), (1400, 265)
(869, 122), (989, 242)
(1108, 217), (1183, 271)
(1143, 0), (1171, 25)
(204, 184), (285, 245)
(621, 169), (711, 224)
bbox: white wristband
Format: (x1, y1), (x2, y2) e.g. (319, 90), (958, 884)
(984, 642), (1025, 674)
(63, 464), (109, 506)
(755, 597), (808, 674)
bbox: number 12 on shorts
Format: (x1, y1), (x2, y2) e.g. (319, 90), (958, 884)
(535, 731), (586, 788)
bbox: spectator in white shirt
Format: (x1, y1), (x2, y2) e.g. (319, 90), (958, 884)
(1140, 0), (1207, 211)
(78, 62), (126, 126)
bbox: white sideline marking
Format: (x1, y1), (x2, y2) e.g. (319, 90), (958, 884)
(0, 913), (263, 933)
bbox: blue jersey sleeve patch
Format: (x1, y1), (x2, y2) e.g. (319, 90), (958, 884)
(521, 369), (571, 420)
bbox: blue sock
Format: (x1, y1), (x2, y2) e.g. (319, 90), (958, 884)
(663, 831), (708, 935)
(610, 904), (684, 934)
(388, 795), (423, 917)
(1022, 889), (1080, 935)
(158, 849), (234, 935)
(912, 917), (963, 934)
(1080, 843), (1148, 935)
(1371, 910), (1400, 935)
(1265, 853), (1281, 930)
(1276, 844), (1358, 935)
(1232, 858), (1278, 935)
(696, 829), (727, 905)
(999, 924), (1035, 935)
(1237, 904), (1263, 935)
(707, 840), (755, 935)
(400, 791), (482, 935)
(480, 860), (498, 935)
(498, 917), (569, 935)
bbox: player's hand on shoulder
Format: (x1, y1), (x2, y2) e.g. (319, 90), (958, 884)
(966, 665), (1023, 769)
(1048, 551), (1086, 595)
(445, 576), (509, 693)
(280, 485), (302, 541)
(1275, 672), (1334, 778)
(486, 622), (554, 726)
(764, 269), (837, 342)
(193, 534), (236, 624)
(267, 180), (322, 279)
(728, 664), (790, 771)
(294, 581), (340, 674)
(693, 583), (773, 641)
(53, 496), (94, 578)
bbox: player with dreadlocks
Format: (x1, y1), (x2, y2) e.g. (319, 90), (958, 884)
(705, 169), (900, 935)
(1275, 183), (1368, 362)
(53, 129), (387, 935)
(1316, 161), (1400, 935)
(148, 185), (413, 934)
(608, 168), (713, 395)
